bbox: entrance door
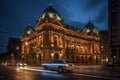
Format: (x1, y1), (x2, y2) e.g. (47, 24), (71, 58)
(54, 53), (59, 60)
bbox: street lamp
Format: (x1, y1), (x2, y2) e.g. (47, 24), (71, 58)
(16, 46), (19, 62)
(16, 46), (19, 50)
(11, 53), (14, 67)
(25, 42), (28, 45)
(51, 53), (54, 60)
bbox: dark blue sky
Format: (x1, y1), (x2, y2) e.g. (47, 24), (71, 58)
(0, 0), (108, 53)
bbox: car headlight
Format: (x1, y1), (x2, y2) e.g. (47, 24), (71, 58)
(65, 64), (69, 67)
(20, 64), (23, 66)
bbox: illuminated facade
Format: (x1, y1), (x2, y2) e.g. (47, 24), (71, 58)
(21, 4), (100, 64)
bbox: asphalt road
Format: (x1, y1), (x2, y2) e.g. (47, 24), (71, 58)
(0, 66), (119, 80)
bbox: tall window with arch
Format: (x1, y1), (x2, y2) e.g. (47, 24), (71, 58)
(38, 35), (42, 45)
(76, 46), (79, 53)
(54, 35), (59, 47)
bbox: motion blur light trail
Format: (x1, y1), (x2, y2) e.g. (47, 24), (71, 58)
(20, 67), (58, 74)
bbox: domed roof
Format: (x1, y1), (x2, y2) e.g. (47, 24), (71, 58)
(40, 3), (62, 21)
(82, 20), (99, 35)
(23, 24), (34, 36)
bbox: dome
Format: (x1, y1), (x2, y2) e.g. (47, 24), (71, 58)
(82, 21), (99, 35)
(23, 24), (34, 36)
(40, 3), (62, 21)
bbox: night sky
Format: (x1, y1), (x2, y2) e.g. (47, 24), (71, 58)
(0, 0), (108, 53)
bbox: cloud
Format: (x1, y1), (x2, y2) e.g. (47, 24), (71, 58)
(65, 20), (86, 29)
(80, 0), (108, 30)
(83, 0), (105, 10)
(93, 3), (108, 30)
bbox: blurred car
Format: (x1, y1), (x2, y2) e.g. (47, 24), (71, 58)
(16, 62), (27, 68)
(6, 61), (13, 66)
(41, 60), (74, 72)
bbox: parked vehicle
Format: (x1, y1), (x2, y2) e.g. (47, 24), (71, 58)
(6, 61), (13, 66)
(41, 60), (74, 72)
(16, 62), (27, 68)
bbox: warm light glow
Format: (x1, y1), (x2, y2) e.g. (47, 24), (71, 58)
(16, 68), (20, 71)
(51, 44), (54, 47)
(60, 45), (63, 48)
(25, 42), (28, 45)
(94, 56), (96, 60)
(106, 58), (108, 62)
(101, 46), (103, 48)
(81, 47), (83, 48)
(16, 46), (19, 50)
(51, 53), (54, 57)
(65, 64), (69, 67)
(60, 53), (62, 57)
(94, 51), (96, 53)
(41, 53), (43, 57)
(41, 44), (43, 47)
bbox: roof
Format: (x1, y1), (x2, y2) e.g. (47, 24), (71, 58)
(40, 3), (62, 20)
(23, 24), (34, 36)
(82, 20), (99, 36)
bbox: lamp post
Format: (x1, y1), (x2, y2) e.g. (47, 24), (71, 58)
(11, 53), (14, 67)
(25, 42), (28, 45)
(21, 42), (28, 63)
(16, 46), (19, 62)
(111, 49), (117, 69)
(51, 53), (54, 60)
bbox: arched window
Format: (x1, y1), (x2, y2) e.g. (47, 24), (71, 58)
(54, 35), (59, 47)
(76, 46), (79, 53)
(38, 35), (42, 45)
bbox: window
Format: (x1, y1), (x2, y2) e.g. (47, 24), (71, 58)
(54, 35), (59, 47)
(112, 12), (118, 27)
(112, 29), (118, 41)
(86, 29), (90, 33)
(48, 13), (53, 18)
(53, 60), (63, 63)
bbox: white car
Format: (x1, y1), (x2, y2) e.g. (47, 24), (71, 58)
(41, 60), (74, 72)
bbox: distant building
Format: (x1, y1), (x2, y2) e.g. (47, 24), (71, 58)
(108, 0), (120, 63)
(21, 4), (100, 64)
(100, 30), (108, 63)
(7, 37), (21, 61)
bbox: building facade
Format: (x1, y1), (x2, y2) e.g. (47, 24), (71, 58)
(108, 0), (120, 63)
(7, 37), (21, 62)
(21, 4), (100, 64)
(100, 30), (109, 63)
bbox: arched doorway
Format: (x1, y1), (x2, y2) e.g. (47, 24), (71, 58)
(38, 54), (41, 63)
(54, 53), (59, 60)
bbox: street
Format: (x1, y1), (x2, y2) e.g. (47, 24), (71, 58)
(0, 65), (120, 80)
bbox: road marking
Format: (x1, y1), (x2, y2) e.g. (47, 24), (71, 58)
(21, 68), (58, 73)
(74, 73), (119, 80)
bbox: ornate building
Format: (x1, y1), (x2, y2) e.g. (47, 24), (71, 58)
(21, 4), (100, 64)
